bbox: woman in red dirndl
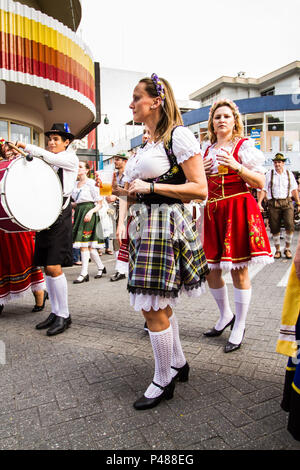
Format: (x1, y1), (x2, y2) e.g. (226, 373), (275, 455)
(202, 99), (273, 352)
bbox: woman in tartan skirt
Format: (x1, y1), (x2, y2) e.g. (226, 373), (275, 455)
(72, 161), (105, 283)
(117, 74), (209, 410)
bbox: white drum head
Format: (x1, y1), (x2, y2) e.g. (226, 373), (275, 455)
(4, 156), (63, 231)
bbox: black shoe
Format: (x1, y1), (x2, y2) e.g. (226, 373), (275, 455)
(73, 274), (89, 284)
(32, 291), (48, 312)
(224, 330), (245, 353)
(0, 304), (3, 315)
(46, 316), (72, 336)
(203, 315), (235, 337)
(143, 322), (149, 332)
(94, 267), (107, 279)
(133, 380), (175, 410)
(110, 272), (126, 282)
(171, 362), (190, 382)
(36, 312), (57, 330)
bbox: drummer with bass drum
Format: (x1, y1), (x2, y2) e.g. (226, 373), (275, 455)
(16, 123), (79, 336)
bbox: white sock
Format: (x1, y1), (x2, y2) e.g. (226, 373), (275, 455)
(273, 235), (280, 248)
(285, 233), (293, 245)
(169, 313), (186, 378)
(51, 274), (69, 319)
(80, 251), (90, 277)
(45, 275), (59, 315)
(210, 285), (234, 330)
(90, 248), (104, 271)
(144, 325), (173, 399)
(229, 287), (252, 345)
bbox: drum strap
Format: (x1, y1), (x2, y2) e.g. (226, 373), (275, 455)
(57, 167), (70, 210)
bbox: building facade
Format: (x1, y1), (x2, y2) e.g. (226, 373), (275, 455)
(0, 0), (99, 149)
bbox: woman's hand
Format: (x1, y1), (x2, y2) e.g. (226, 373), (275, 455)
(128, 179), (150, 194)
(203, 157), (213, 175)
(117, 221), (126, 245)
(84, 210), (93, 223)
(216, 148), (240, 171)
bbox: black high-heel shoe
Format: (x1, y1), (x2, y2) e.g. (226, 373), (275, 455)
(133, 380), (175, 410)
(73, 274), (89, 284)
(203, 315), (235, 337)
(171, 362), (190, 382)
(224, 329), (245, 353)
(32, 291), (48, 312)
(94, 267), (107, 279)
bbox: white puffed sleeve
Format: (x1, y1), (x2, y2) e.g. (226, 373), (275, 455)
(123, 154), (136, 183)
(238, 139), (266, 174)
(88, 178), (102, 202)
(172, 127), (201, 164)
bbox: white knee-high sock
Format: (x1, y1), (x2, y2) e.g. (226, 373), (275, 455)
(90, 248), (104, 271)
(51, 274), (69, 319)
(45, 275), (59, 315)
(229, 287), (252, 345)
(144, 325), (173, 399)
(169, 313), (186, 378)
(210, 285), (234, 330)
(80, 251), (90, 277)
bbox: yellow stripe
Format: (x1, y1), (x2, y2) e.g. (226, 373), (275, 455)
(287, 366), (296, 371)
(292, 382), (300, 395)
(0, 9), (94, 77)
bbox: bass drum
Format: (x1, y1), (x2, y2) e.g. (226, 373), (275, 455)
(0, 156), (63, 232)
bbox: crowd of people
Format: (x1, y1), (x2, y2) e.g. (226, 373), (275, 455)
(0, 74), (299, 440)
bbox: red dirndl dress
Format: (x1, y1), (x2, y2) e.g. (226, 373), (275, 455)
(0, 230), (45, 303)
(203, 138), (273, 271)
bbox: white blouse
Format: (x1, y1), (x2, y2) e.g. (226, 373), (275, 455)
(72, 178), (102, 204)
(202, 138), (265, 174)
(123, 126), (200, 183)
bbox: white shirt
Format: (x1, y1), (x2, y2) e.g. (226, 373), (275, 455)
(264, 168), (297, 200)
(202, 138), (265, 174)
(123, 126), (200, 183)
(72, 178), (102, 204)
(25, 144), (79, 197)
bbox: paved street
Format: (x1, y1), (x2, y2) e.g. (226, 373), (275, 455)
(1, 234), (300, 451)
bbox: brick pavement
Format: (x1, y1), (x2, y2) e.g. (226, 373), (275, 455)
(0, 235), (300, 450)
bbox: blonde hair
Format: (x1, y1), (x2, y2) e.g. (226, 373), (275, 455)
(207, 99), (244, 144)
(139, 76), (183, 146)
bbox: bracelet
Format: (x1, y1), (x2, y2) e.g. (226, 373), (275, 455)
(150, 182), (155, 193)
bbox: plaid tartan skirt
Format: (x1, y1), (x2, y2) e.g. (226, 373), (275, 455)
(128, 203), (208, 311)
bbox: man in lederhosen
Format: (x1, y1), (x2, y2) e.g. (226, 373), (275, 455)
(258, 153), (300, 259)
(17, 123), (79, 335)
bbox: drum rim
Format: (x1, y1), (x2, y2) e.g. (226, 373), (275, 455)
(1, 156), (63, 232)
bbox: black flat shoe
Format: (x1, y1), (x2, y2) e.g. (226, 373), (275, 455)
(133, 380), (175, 410)
(110, 272), (126, 282)
(203, 315), (235, 337)
(94, 267), (107, 279)
(143, 322), (149, 332)
(32, 291), (48, 312)
(46, 316), (72, 336)
(36, 312), (57, 330)
(171, 362), (190, 382)
(73, 274), (89, 284)
(0, 304), (3, 315)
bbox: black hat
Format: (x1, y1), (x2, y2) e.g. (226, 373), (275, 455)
(45, 123), (74, 141)
(272, 152), (287, 162)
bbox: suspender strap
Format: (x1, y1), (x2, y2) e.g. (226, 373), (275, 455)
(271, 169), (274, 199)
(271, 169), (291, 200)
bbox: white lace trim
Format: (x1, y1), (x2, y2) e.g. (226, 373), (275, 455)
(129, 283), (206, 312)
(73, 241), (105, 249)
(0, 280), (45, 304)
(208, 255), (274, 272)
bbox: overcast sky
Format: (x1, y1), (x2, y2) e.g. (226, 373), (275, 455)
(80, 0), (300, 100)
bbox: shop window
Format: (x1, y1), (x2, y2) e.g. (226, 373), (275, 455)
(261, 87), (275, 96)
(285, 122), (300, 152)
(285, 110), (300, 123)
(0, 120), (8, 140)
(246, 125), (265, 151)
(11, 123), (31, 144)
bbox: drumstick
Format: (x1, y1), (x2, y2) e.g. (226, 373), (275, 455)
(6, 141), (33, 161)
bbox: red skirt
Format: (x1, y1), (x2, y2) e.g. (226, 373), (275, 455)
(0, 230), (45, 303)
(203, 192), (273, 271)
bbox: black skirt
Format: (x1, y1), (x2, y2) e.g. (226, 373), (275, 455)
(34, 201), (73, 267)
